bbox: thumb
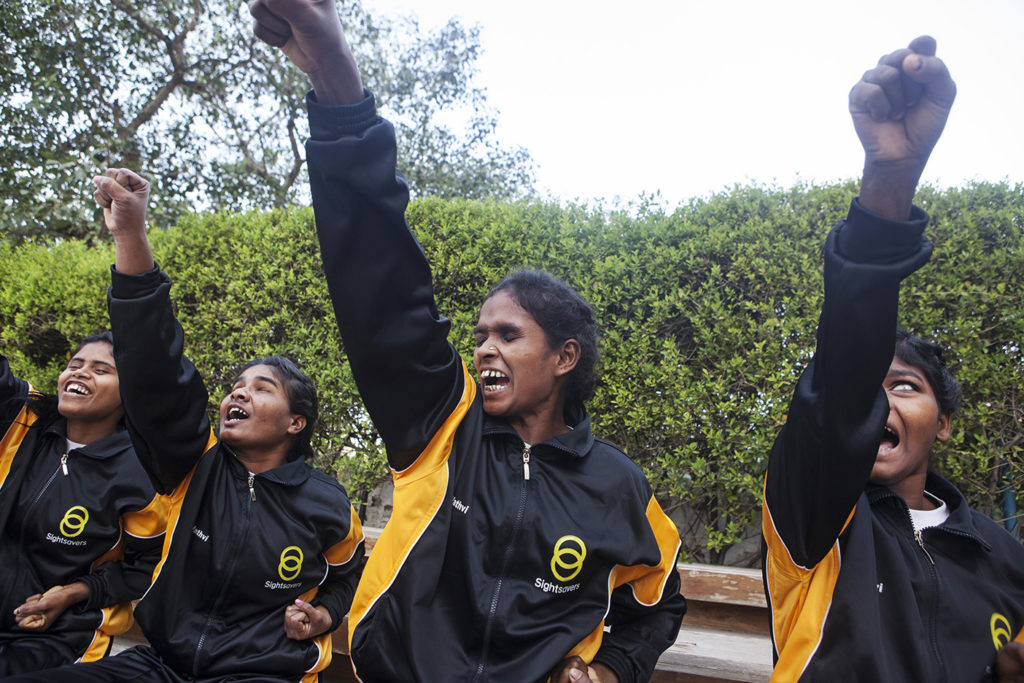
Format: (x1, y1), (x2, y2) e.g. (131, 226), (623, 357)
(906, 35), (936, 57)
(901, 52), (956, 108)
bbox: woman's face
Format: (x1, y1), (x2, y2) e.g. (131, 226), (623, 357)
(218, 364), (305, 453)
(57, 342), (123, 426)
(473, 291), (568, 421)
(870, 356), (951, 489)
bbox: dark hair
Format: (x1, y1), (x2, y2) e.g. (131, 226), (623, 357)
(486, 270), (599, 413)
(72, 331), (114, 356)
(893, 328), (962, 416)
(239, 356), (319, 460)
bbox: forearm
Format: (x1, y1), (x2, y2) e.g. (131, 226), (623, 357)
(113, 231), (155, 276)
(0, 355), (29, 420)
(55, 582), (90, 607)
(594, 571), (685, 682)
(109, 267), (212, 492)
(764, 200), (932, 563)
(858, 160), (923, 221)
(305, 94), (463, 465)
(80, 531), (162, 608)
(819, 199), (931, 429)
(308, 53), (363, 106)
(313, 549), (364, 628)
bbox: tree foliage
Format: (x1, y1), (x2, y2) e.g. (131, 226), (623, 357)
(0, 0), (534, 243)
(2, 181), (1021, 564)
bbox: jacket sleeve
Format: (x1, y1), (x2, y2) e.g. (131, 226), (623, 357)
(762, 199), (933, 568)
(108, 266), (214, 494)
(304, 92), (464, 472)
(0, 355), (30, 428)
(77, 493), (168, 608)
(592, 496), (686, 682)
(310, 504), (365, 629)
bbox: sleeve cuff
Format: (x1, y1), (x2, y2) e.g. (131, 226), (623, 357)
(592, 650), (633, 683)
(109, 264), (168, 299)
(306, 89), (379, 141)
(834, 198), (929, 264)
(311, 595), (345, 632)
(75, 574), (104, 611)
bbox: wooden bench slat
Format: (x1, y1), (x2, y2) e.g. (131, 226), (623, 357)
(658, 626), (772, 682)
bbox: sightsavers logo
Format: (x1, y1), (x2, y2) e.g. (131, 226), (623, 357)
(992, 613), (1013, 650)
(60, 506), (89, 538)
(278, 545), (304, 581)
(550, 535), (586, 582)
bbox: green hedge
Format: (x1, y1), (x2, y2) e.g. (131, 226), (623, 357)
(2, 181), (1021, 562)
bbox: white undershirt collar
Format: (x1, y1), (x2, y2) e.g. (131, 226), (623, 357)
(909, 490), (949, 531)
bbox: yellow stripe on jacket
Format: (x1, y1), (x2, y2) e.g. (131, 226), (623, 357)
(347, 363), (477, 652)
(147, 428), (219, 587)
(0, 400), (38, 492)
(762, 477), (857, 682)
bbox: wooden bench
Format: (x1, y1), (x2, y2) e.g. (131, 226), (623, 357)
(114, 527), (773, 682)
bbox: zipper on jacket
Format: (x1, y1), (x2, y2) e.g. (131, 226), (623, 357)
(474, 451), (531, 681)
(914, 529), (935, 565)
(192, 470), (256, 673)
(31, 461), (65, 507)
(908, 517), (945, 677)
(60, 452), (69, 476)
(14, 456), (69, 603)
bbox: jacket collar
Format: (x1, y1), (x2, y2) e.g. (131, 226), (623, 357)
(482, 406), (595, 458)
(867, 471), (993, 551)
(222, 443), (312, 487)
(43, 419), (133, 460)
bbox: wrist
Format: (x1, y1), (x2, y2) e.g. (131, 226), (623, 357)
(307, 55), (364, 106)
(113, 233), (155, 275)
(310, 605), (333, 637)
(111, 228), (150, 248)
(57, 582), (90, 608)
(589, 663), (619, 683)
(859, 159), (924, 221)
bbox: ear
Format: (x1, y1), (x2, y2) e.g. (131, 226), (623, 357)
(287, 414), (307, 436)
(553, 339), (581, 378)
(935, 412), (951, 442)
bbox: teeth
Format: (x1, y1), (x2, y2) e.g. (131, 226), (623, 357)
(481, 370), (508, 379)
(65, 382), (90, 396)
(228, 407), (249, 420)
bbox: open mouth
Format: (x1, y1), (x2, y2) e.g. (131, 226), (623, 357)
(225, 406), (250, 423)
(63, 381), (91, 397)
(878, 424), (900, 455)
(480, 369), (509, 393)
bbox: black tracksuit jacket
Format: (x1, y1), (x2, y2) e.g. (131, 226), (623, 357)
(0, 359), (165, 666)
(761, 200), (1024, 682)
(107, 267), (365, 682)
(305, 92), (686, 683)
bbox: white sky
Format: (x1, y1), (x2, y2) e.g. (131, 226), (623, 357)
(362, 0), (1024, 208)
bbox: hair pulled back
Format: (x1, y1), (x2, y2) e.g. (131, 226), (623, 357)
(486, 270), (598, 413)
(239, 355), (319, 461)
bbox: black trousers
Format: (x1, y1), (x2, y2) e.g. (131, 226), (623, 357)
(0, 645), (301, 683)
(0, 632), (84, 677)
